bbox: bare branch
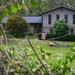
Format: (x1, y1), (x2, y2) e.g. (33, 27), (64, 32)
(27, 38), (50, 75)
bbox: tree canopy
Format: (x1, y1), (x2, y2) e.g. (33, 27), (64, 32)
(0, 0), (75, 22)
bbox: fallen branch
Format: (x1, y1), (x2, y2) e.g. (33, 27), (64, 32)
(27, 38), (50, 75)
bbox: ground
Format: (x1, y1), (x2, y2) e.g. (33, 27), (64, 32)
(0, 38), (75, 74)
(2, 38), (75, 62)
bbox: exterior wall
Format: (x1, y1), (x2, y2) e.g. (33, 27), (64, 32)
(43, 27), (75, 34)
(43, 27), (54, 33)
(42, 8), (75, 29)
(70, 27), (75, 34)
(29, 24), (42, 34)
(43, 27), (50, 33)
(29, 25), (34, 33)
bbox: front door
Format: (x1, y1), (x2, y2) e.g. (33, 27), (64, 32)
(34, 24), (42, 34)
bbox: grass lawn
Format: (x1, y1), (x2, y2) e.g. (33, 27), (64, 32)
(2, 38), (75, 63)
(0, 38), (75, 74)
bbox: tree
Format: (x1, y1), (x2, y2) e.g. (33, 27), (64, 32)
(5, 14), (29, 37)
(54, 20), (69, 36)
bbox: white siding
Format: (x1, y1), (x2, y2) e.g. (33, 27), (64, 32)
(42, 8), (75, 28)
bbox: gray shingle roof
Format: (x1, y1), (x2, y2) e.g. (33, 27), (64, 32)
(1, 17), (8, 23)
(23, 16), (42, 23)
(2, 16), (42, 24)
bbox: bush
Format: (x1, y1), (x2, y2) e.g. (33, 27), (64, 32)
(55, 34), (75, 41)
(46, 33), (56, 39)
(28, 32), (33, 36)
(54, 20), (69, 36)
(38, 33), (75, 41)
(38, 33), (42, 39)
(38, 33), (56, 40)
(5, 14), (29, 38)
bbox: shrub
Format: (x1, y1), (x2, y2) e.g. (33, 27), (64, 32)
(38, 33), (42, 39)
(54, 20), (69, 36)
(56, 34), (75, 41)
(28, 32), (33, 36)
(46, 33), (56, 39)
(38, 33), (75, 41)
(5, 14), (29, 38)
(38, 33), (56, 40)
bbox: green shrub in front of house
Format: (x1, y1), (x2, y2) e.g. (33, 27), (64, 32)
(38, 33), (75, 41)
(46, 33), (56, 39)
(38, 33), (58, 39)
(5, 14), (29, 38)
(59, 34), (75, 41)
(38, 33), (56, 40)
(28, 32), (33, 36)
(38, 33), (42, 39)
(54, 20), (70, 36)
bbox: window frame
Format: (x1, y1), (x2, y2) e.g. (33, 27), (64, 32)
(48, 15), (51, 24)
(73, 14), (75, 24)
(56, 15), (59, 20)
(65, 14), (68, 23)
(50, 28), (53, 33)
(71, 29), (74, 34)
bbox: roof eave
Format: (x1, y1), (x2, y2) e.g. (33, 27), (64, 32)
(40, 5), (75, 15)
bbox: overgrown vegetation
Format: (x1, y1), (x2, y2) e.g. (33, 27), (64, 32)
(0, 38), (75, 75)
(0, 0), (75, 75)
(5, 15), (29, 38)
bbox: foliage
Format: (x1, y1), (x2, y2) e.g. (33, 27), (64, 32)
(54, 20), (70, 36)
(28, 32), (33, 36)
(5, 15), (29, 37)
(38, 33), (42, 39)
(0, 0), (38, 22)
(0, 38), (75, 75)
(1, 0), (75, 75)
(1, 0), (75, 20)
(38, 33), (56, 39)
(38, 33), (75, 41)
(49, 44), (75, 75)
(57, 34), (75, 41)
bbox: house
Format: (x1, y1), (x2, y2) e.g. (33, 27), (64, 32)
(2, 5), (75, 34)
(2, 16), (42, 34)
(40, 5), (75, 34)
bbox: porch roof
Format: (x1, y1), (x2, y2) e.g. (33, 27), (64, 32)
(1, 16), (42, 24)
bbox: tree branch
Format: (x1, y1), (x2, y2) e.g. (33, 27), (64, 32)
(27, 38), (49, 75)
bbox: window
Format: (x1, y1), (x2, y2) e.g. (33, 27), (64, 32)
(71, 29), (74, 34)
(65, 14), (68, 23)
(73, 15), (75, 24)
(48, 15), (51, 24)
(50, 29), (53, 33)
(56, 15), (59, 20)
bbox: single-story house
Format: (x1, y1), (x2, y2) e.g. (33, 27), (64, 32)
(2, 5), (75, 34)
(2, 16), (42, 34)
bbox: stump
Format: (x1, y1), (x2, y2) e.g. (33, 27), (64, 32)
(48, 42), (56, 46)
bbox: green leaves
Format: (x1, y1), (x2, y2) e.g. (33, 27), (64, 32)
(22, 0), (25, 3)
(2, 7), (9, 16)
(22, 0), (28, 11)
(1, 0), (39, 17)
(11, 4), (17, 13)
(54, 20), (70, 36)
(31, 0), (38, 7)
(17, 4), (22, 10)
